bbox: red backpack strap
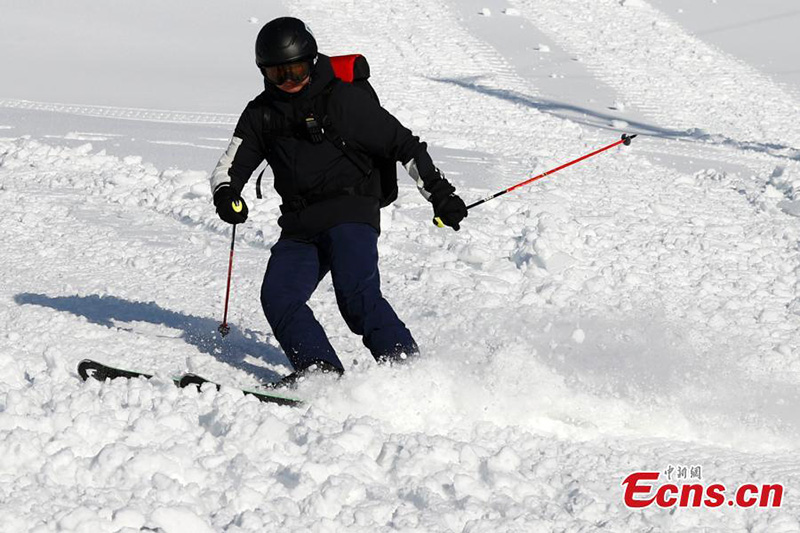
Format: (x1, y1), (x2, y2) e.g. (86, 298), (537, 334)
(329, 54), (370, 83)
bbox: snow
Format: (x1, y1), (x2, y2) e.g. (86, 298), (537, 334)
(2, 0), (800, 531)
(648, 0), (800, 97)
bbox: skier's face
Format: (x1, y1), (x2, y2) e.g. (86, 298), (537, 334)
(263, 60), (312, 93)
(276, 75), (311, 94)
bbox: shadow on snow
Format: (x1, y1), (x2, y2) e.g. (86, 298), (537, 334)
(14, 292), (287, 382)
(433, 76), (800, 162)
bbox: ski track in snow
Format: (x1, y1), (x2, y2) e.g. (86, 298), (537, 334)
(2, 0), (800, 531)
(0, 98), (238, 126)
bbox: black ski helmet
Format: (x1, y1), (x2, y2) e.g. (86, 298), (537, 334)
(255, 17), (318, 68)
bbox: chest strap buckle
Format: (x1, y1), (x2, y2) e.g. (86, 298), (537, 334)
(305, 115), (324, 144)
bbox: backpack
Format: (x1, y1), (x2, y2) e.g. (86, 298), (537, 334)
(328, 54), (398, 207)
(255, 54), (398, 208)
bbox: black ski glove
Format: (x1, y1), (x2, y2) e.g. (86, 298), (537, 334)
(429, 179), (468, 231)
(213, 185), (248, 225)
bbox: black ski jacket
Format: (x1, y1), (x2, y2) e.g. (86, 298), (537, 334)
(211, 54), (445, 240)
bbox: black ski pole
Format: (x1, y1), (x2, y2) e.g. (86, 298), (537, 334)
(218, 224), (237, 337)
(435, 134), (637, 227)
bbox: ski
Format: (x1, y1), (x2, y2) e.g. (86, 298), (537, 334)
(77, 359), (303, 407)
(177, 373), (303, 407)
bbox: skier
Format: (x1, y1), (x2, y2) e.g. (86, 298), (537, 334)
(210, 17), (468, 386)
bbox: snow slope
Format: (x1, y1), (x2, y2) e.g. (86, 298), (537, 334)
(1, 0), (800, 531)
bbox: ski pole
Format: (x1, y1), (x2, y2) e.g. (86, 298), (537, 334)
(218, 224), (237, 337)
(434, 133), (637, 227)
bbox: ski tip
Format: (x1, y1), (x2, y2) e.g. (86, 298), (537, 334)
(77, 359), (95, 381)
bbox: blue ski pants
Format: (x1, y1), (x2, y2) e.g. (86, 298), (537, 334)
(261, 223), (418, 371)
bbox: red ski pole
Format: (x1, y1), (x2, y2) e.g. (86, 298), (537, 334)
(218, 224), (237, 337)
(435, 134), (637, 226)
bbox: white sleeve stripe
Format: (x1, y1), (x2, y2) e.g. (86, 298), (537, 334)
(210, 136), (243, 194)
(403, 159), (432, 201)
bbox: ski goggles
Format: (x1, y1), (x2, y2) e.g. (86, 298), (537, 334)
(262, 60), (313, 86)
